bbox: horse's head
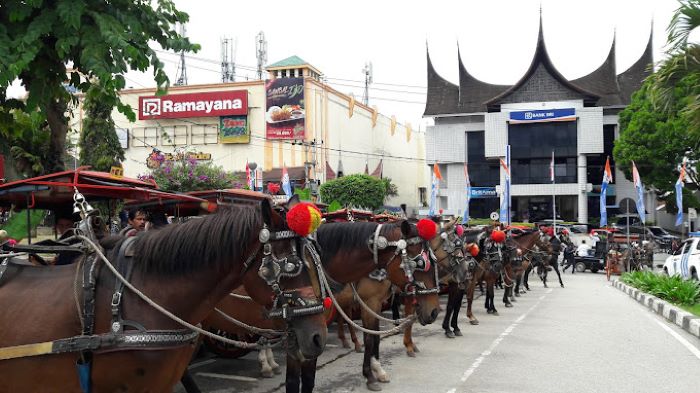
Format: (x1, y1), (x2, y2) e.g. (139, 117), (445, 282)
(241, 195), (327, 360)
(387, 220), (440, 326)
(430, 219), (469, 284)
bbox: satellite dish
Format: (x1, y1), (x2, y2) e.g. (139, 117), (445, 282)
(490, 212), (500, 221)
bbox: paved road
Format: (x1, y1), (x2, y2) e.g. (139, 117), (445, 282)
(178, 270), (700, 393)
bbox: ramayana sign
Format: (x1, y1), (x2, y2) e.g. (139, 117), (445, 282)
(139, 90), (247, 120)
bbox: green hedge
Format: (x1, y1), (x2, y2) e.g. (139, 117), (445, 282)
(620, 271), (700, 307)
(0, 210), (46, 241)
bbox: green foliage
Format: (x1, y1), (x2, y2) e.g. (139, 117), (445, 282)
(0, 210), (46, 241)
(621, 270), (700, 306)
(381, 178), (399, 199)
(0, 108), (50, 177)
(294, 188), (311, 201)
(614, 74), (700, 211)
(0, 0), (199, 171)
(139, 158), (242, 193)
(79, 84), (124, 172)
(319, 174), (388, 210)
(327, 200), (342, 213)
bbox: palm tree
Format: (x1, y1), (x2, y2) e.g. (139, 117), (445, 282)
(649, 0), (700, 127)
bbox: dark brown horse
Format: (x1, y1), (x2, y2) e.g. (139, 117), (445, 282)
(286, 220), (440, 393)
(0, 200), (327, 392)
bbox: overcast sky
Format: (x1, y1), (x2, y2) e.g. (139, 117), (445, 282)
(6, 0), (688, 131)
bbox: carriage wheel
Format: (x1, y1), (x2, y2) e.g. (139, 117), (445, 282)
(203, 329), (256, 359)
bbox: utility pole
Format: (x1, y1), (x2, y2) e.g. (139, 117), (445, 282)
(362, 62), (373, 105)
(220, 37), (237, 82)
(256, 31), (267, 80)
(174, 23), (188, 86)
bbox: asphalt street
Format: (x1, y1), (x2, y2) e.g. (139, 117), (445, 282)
(178, 268), (700, 393)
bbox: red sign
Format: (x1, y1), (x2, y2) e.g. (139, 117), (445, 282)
(139, 90), (247, 120)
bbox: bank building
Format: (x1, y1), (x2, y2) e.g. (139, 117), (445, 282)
(423, 16), (654, 225)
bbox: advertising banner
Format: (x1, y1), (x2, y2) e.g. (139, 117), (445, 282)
(139, 90), (247, 120)
(219, 115), (249, 144)
(265, 78), (305, 139)
(509, 108), (575, 123)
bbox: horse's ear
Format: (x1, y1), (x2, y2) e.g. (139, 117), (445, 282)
(401, 220), (412, 237)
(445, 217), (456, 230)
(261, 198), (273, 226)
(286, 194), (300, 210)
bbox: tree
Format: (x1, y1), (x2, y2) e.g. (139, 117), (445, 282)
(319, 174), (388, 210)
(614, 74), (700, 212)
(0, 0), (198, 172)
(79, 84), (124, 172)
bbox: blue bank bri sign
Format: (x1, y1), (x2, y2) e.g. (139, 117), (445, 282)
(470, 187), (498, 199)
(509, 108), (576, 123)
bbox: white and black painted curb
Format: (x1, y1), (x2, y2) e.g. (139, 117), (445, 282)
(612, 279), (700, 340)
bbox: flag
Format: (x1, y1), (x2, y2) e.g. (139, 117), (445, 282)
(462, 163), (471, 225)
(281, 166), (292, 199)
(676, 162), (686, 227)
(325, 161), (336, 180)
(364, 160), (369, 175)
(632, 161), (645, 222)
(429, 163), (442, 216)
(499, 145), (511, 224)
(370, 159), (383, 178)
(550, 151), (555, 182)
(600, 157), (612, 227)
(246, 161), (253, 190)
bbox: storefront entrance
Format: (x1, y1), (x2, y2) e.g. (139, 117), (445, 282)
(512, 195), (577, 223)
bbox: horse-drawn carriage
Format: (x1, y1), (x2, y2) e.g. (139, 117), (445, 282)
(605, 233), (653, 280)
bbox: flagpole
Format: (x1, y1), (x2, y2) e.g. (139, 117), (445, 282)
(552, 150), (556, 236)
(507, 145), (511, 226)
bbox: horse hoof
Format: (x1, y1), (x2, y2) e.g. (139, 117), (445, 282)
(367, 382), (382, 391)
(469, 320), (479, 325)
(413, 345), (420, 353)
(406, 351), (416, 358)
(378, 375), (391, 383)
(272, 366), (282, 375)
(444, 331), (455, 338)
(492, 312), (499, 316)
(560, 284), (565, 288)
(454, 330), (463, 337)
(261, 370), (274, 378)
(514, 292), (521, 297)
(505, 303), (513, 308)
(355, 345), (364, 353)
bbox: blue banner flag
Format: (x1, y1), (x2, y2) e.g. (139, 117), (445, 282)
(499, 145), (511, 224)
(600, 157), (612, 227)
(676, 163), (686, 227)
(632, 161), (645, 223)
(462, 163), (470, 225)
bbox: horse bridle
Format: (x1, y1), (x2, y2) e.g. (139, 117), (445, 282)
(255, 224), (325, 321)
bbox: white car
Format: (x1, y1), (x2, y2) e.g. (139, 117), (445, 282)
(663, 237), (700, 280)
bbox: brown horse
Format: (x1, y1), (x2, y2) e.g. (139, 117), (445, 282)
(513, 229), (551, 295)
(0, 200), (327, 392)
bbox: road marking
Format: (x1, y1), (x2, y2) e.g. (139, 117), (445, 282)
(649, 316), (700, 360)
(188, 358), (215, 369)
(197, 372), (258, 382)
(450, 295), (547, 389)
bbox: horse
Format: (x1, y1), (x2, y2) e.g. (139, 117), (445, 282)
(0, 198), (328, 392)
(507, 229), (549, 299)
(287, 220), (440, 393)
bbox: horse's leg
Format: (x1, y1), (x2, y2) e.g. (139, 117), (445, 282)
(370, 318), (390, 383)
(267, 347), (281, 374)
(466, 273), (479, 325)
(180, 370), (202, 393)
(337, 314), (351, 349)
(390, 293), (401, 320)
(300, 359), (317, 393)
(259, 349), (274, 378)
(552, 258), (564, 288)
(285, 352), (302, 393)
(503, 267), (513, 308)
(523, 264), (531, 291)
(403, 299), (418, 356)
(442, 283), (456, 337)
(362, 306), (381, 391)
(451, 288), (465, 335)
(514, 270), (522, 297)
(347, 319), (363, 353)
(488, 275), (498, 315)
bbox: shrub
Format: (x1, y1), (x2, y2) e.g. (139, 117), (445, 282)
(621, 271), (700, 306)
(139, 158), (243, 192)
(319, 174), (388, 210)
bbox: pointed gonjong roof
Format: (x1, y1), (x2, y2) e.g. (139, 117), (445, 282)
(484, 14), (599, 110)
(423, 16), (654, 116)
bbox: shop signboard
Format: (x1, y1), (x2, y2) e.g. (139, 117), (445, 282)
(469, 187), (498, 199)
(265, 78), (305, 139)
(219, 115), (249, 144)
(509, 108), (575, 123)
(139, 90), (247, 120)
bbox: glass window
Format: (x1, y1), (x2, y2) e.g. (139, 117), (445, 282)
(682, 241), (693, 254)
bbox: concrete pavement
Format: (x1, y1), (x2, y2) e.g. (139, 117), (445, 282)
(179, 271), (700, 393)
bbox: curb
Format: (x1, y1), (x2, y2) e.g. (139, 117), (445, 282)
(611, 279), (700, 340)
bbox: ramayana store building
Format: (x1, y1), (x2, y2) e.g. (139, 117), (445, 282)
(74, 57), (427, 212)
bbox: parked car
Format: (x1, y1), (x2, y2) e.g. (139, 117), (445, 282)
(616, 225), (679, 252)
(663, 237), (700, 280)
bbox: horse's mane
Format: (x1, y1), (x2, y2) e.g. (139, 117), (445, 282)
(316, 221), (402, 259)
(131, 204), (262, 276)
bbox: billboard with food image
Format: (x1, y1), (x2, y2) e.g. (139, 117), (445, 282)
(265, 77), (305, 139)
